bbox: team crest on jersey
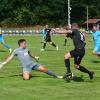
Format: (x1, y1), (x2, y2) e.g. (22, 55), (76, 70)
(24, 52), (28, 56)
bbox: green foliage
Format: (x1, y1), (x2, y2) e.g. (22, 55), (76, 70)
(13, 7), (34, 25)
(0, 0), (100, 26)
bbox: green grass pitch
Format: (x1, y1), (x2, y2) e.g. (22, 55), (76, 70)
(0, 35), (100, 100)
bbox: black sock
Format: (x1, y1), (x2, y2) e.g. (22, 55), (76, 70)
(78, 66), (91, 74)
(43, 43), (46, 49)
(64, 59), (71, 73)
(65, 39), (67, 45)
(51, 43), (56, 47)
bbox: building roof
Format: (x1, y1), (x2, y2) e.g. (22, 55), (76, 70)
(84, 19), (100, 24)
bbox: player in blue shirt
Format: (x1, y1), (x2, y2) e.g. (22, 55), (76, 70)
(0, 27), (12, 53)
(92, 24), (100, 56)
(41, 29), (46, 43)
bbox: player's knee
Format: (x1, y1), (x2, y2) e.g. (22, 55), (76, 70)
(23, 76), (30, 80)
(92, 51), (97, 55)
(93, 50), (99, 55)
(23, 72), (30, 80)
(64, 55), (69, 59)
(38, 65), (48, 73)
(64, 53), (71, 59)
(42, 69), (48, 73)
(74, 64), (80, 69)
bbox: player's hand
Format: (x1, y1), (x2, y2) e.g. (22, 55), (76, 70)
(0, 62), (7, 69)
(35, 56), (39, 61)
(0, 63), (4, 69)
(52, 28), (56, 32)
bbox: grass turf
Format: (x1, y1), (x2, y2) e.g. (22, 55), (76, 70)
(0, 35), (100, 100)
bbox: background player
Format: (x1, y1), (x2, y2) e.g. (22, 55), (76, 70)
(92, 24), (100, 56)
(41, 24), (58, 51)
(0, 39), (62, 80)
(54, 23), (94, 80)
(63, 25), (71, 46)
(0, 27), (12, 53)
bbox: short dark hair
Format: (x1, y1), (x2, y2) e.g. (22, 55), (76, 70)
(45, 24), (48, 25)
(71, 23), (78, 27)
(18, 39), (26, 46)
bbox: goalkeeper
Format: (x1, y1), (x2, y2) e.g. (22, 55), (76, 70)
(0, 39), (62, 80)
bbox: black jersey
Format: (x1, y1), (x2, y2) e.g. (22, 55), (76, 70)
(45, 28), (51, 37)
(71, 29), (85, 49)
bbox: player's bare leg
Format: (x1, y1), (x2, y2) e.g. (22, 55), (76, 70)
(93, 51), (100, 57)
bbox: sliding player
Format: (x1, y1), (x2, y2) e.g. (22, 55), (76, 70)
(0, 39), (62, 80)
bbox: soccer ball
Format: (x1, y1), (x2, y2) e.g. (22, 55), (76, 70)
(67, 73), (74, 80)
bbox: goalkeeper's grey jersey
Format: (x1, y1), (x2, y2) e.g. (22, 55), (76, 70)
(12, 48), (34, 68)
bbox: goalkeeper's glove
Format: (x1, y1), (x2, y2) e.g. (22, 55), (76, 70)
(34, 56), (39, 61)
(0, 62), (7, 69)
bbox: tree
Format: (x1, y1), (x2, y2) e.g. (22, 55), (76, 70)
(0, 0), (100, 26)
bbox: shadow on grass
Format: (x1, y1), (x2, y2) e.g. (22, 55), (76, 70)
(72, 75), (95, 83)
(65, 75), (84, 83)
(45, 49), (57, 51)
(64, 45), (72, 46)
(0, 74), (22, 78)
(0, 74), (53, 79)
(91, 60), (100, 63)
(0, 50), (6, 52)
(73, 75), (84, 82)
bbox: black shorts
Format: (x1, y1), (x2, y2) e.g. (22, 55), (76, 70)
(70, 48), (85, 65)
(45, 36), (52, 42)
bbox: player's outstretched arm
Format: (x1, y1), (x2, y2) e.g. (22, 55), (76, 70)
(0, 54), (14, 69)
(53, 28), (72, 34)
(28, 51), (39, 62)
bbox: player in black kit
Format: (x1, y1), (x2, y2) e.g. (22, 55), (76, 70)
(41, 24), (58, 51)
(54, 23), (94, 80)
